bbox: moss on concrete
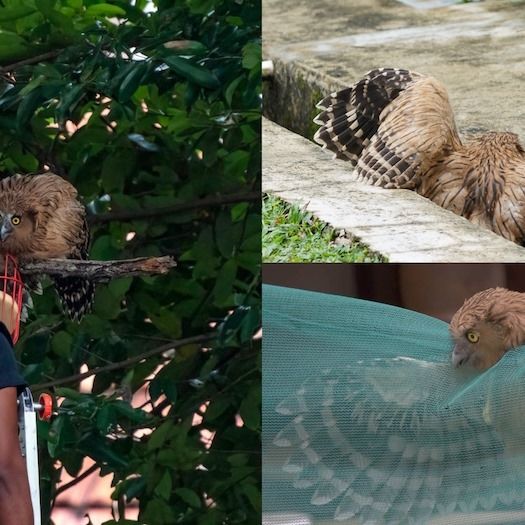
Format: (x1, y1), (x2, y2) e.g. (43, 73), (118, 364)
(263, 59), (340, 140)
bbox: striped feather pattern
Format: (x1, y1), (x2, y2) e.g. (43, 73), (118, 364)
(273, 359), (525, 524)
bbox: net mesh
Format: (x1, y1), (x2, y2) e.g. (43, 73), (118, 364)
(0, 254), (23, 343)
(263, 284), (525, 525)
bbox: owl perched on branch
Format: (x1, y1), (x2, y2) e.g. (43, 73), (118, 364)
(450, 287), (525, 371)
(314, 68), (525, 244)
(0, 173), (93, 320)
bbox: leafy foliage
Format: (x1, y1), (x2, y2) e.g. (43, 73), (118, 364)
(0, 0), (261, 523)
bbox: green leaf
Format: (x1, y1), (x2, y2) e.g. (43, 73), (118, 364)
(212, 260), (237, 305)
(215, 211), (242, 258)
(149, 309), (182, 338)
(96, 404), (112, 433)
(162, 40), (208, 56)
(122, 477), (146, 501)
(143, 498), (175, 524)
(54, 387), (85, 401)
(112, 400), (147, 423)
(118, 63), (148, 102)
(56, 83), (84, 122)
(127, 133), (159, 152)
(242, 42), (261, 70)
(224, 76), (243, 107)
(108, 277), (133, 298)
(101, 149), (137, 192)
(231, 202), (248, 222)
(85, 4), (126, 17)
(239, 384), (260, 430)
(93, 287), (122, 320)
(147, 420), (174, 451)
(149, 377), (177, 404)
(174, 488), (201, 508)
(84, 438), (129, 469)
(90, 235), (121, 259)
(0, 6), (36, 22)
(224, 150), (250, 179)
(205, 396), (231, 422)
(242, 482), (261, 512)
(187, 0), (216, 15)
(51, 331), (72, 358)
(16, 88), (42, 129)
(47, 416), (77, 457)
(163, 56), (219, 89)
(155, 470), (172, 500)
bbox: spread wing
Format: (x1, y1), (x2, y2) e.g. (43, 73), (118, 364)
(314, 68), (462, 189)
(273, 356), (525, 524)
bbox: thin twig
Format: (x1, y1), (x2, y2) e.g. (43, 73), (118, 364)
(0, 50), (62, 72)
(19, 255), (176, 281)
(54, 463), (99, 498)
(33, 334), (215, 390)
(88, 191), (260, 224)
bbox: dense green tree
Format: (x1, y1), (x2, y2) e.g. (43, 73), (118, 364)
(0, 0), (260, 523)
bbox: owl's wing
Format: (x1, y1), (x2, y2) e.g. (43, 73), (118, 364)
(314, 68), (462, 190)
(314, 68), (421, 164)
(52, 215), (94, 321)
(273, 357), (525, 524)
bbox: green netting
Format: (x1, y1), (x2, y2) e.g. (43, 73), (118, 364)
(263, 284), (525, 525)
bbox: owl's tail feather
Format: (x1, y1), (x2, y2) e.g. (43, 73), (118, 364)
(313, 68), (418, 163)
(53, 276), (95, 321)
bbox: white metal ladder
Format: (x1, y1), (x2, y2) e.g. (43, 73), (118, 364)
(18, 388), (52, 525)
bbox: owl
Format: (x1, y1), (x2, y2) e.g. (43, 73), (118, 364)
(266, 285), (525, 525)
(450, 287), (525, 370)
(314, 68), (525, 244)
(0, 173), (94, 320)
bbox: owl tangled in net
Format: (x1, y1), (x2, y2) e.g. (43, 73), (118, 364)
(314, 68), (525, 244)
(0, 173), (94, 320)
(272, 288), (525, 524)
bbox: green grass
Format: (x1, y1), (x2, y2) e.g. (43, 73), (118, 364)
(263, 194), (387, 262)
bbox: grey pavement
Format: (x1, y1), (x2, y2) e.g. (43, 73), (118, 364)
(263, 118), (525, 262)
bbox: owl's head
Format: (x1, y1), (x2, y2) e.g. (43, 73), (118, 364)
(449, 287), (525, 371)
(0, 209), (37, 255)
(449, 319), (508, 371)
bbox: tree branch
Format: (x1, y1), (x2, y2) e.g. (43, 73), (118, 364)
(54, 463), (99, 498)
(33, 333), (215, 390)
(0, 50), (62, 73)
(19, 256), (176, 281)
(88, 191), (260, 224)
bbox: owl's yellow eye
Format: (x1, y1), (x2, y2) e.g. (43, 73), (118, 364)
(466, 331), (479, 344)
(11, 215), (20, 226)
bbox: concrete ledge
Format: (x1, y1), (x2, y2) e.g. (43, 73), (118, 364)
(263, 118), (525, 262)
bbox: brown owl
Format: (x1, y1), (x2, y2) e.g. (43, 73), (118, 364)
(450, 287), (525, 370)
(0, 173), (93, 320)
(314, 68), (525, 244)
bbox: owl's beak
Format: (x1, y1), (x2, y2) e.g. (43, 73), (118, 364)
(0, 217), (12, 241)
(452, 345), (470, 367)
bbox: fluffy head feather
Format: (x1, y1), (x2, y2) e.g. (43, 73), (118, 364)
(449, 287), (525, 370)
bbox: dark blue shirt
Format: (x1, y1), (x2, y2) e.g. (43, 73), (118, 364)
(0, 323), (26, 394)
